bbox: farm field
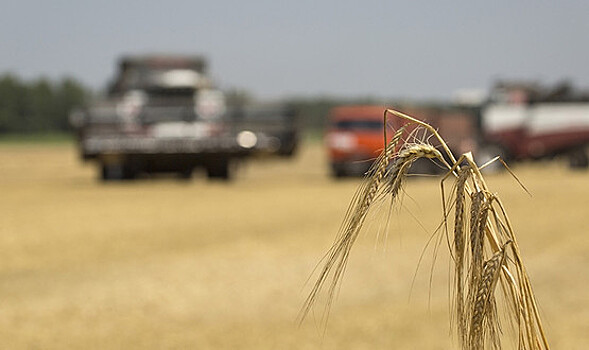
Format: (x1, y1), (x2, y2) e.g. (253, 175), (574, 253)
(0, 140), (588, 349)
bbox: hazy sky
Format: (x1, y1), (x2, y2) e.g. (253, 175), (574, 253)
(3, 1), (589, 100)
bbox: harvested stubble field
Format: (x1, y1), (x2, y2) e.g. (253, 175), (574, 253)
(0, 140), (588, 349)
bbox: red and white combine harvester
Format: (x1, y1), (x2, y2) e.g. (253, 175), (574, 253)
(481, 81), (589, 168)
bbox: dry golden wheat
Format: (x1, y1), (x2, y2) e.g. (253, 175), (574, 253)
(386, 143), (443, 199)
(469, 244), (508, 350)
(300, 127), (406, 322)
(467, 191), (489, 318)
(453, 165), (471, 344)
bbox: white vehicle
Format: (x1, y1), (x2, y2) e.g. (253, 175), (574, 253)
(72, 55), (251, 180)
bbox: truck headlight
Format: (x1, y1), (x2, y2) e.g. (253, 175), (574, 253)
(327, 133), (357, 150)
(237, 131), (257, 148)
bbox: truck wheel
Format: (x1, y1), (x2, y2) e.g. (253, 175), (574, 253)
(100, 162), (136, 181)
(206, 160), (231, 180)
(278, 142), (298, 157)
(101, 163), (123, 181)
(178, 167), (193, 180)
(331, 163), (348, 178)
(568, 148), (589, 169)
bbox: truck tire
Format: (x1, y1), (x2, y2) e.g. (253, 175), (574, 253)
(101, 163), (123, 181)
(330, 163), (348, 178)
(568, 148), (589, 169)
(206, 160), (231, 180)
(278, 142), (298, 157)
(177, 167), (193, 180)
(100, 162), (136, 181)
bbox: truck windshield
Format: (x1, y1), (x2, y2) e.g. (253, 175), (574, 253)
(334, 120), (383, 130)
(146, 87), (195, 98)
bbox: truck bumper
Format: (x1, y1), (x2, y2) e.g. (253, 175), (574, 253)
(81, 135), (249, 158)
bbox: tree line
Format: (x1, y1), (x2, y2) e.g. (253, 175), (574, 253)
(0, 72), (405, 135)
(0, 74), (89, 134)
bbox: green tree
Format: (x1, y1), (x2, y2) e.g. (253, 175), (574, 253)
(0, 74), (25, 133)
(54, 77), (89, 130)
(0, 73), (89, 133)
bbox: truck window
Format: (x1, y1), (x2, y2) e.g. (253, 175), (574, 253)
(334, 120), (382, 131)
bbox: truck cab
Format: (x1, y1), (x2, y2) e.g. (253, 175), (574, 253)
(326, 106), (391, 177)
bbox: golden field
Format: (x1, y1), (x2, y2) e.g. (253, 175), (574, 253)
(0, 140), (588, 349)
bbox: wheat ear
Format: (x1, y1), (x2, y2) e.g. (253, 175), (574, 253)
(299, 127), (405, 322)
(453, 165), (471, 344)
(469, 243), (509, 349)
(386, 143), (443, 199)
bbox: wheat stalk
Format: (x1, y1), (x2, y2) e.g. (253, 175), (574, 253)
(301, 108), (549, 350)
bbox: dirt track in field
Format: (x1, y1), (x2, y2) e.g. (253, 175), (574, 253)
(0, 141), (587, 349)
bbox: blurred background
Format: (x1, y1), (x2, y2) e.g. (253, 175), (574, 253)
(1, 1), (588, 348)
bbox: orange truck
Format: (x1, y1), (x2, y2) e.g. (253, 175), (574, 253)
(326, 105), (478, 177)
(326, 106), (393, 177)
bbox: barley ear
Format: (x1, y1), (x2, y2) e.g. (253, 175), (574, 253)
(453, 165), (471, 344)
(468, 243), (508, 350)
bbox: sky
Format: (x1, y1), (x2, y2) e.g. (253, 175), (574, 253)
(2, 1), (589, 101)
